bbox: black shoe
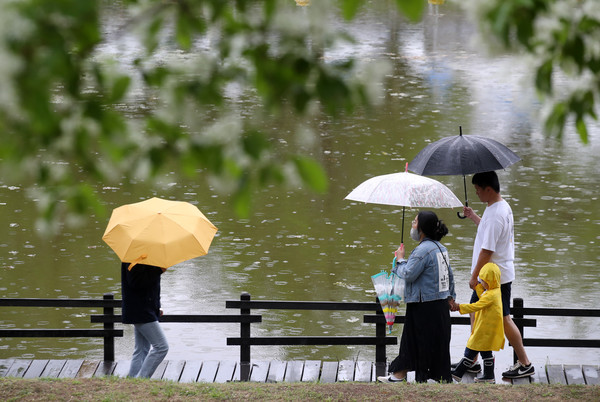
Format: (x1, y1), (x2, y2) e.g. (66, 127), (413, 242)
(451, 357), (474, 382)
(502, 361), (535, 379)
(474, 356), (495, 383)
(451, 360), (481, 374)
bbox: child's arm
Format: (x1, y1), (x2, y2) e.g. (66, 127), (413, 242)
(475, 283), (485, 298)
(458, 289), (495, 315)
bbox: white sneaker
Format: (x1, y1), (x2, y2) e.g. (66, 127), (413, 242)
(377, 375), (406, 383)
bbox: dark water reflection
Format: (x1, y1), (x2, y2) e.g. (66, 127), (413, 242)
(1, 2), (599, 369)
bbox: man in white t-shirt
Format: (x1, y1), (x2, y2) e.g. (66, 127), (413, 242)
(461, 171), (534, 379)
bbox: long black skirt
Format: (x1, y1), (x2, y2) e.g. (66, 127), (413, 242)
(388, 299), (452, 383)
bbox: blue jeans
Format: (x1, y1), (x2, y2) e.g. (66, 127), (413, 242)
(128, 321), (169, 378)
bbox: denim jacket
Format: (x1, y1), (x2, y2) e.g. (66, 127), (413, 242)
(393, 239), (456, 303)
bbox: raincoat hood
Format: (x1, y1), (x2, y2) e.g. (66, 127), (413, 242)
(479, 263), (501, 290)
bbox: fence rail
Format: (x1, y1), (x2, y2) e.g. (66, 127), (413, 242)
(1, 294), (600, 381)
(225, 292), (396, 379)
(511, 298), (600, 357)
(0, 293), (124, 361)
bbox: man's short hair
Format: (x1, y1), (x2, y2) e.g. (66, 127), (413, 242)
(472, 171), (500, 193)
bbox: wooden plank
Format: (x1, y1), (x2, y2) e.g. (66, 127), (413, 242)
(179, 361), (202, 383)
(564, 365), (585, 385)
(320, 361), (338, 383)
(77, 360), (100, 378)
(546, 365), (567, 384)
(23, 360), (48, 379)
(197, 361), (219, 383)
(41, 360), (66, 378)
(460, 372), (475, 383)
(58, 360), (84, 378)
(535, 364), (549, 384)
(511, 377), (531, 385)
(0, 360), (14, 377)
(337, 360), (355, 382)
(231, 362), (242, 382)
(94, 361), (116, 377)
(583, 365), (600, 385)
(5, 360), (31, 378)
(215, 361), (236, 383)
(19, 359), (600, 385)
(284, 361), (304, 383)
(150, 360), (168, 380)
(354, 361), (372, 382)
(162, 360), (185, 382)
(266, 361), (286, 383)
(111, 361), (131, 378)
(301, 360), (321, 382)
(249, 361), (269, 383)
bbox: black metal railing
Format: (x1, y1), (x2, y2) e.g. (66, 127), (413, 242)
(225, 292), (397, 379)
(0, 294), (122, 361)
(0, 293), (261, 363)
(511, 297), (600, 362)
(2, 294), (599, 381)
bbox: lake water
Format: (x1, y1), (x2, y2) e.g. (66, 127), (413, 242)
(1, 2), (599, 372)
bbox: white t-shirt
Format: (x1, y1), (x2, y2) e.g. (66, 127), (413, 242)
(471, 199), (515, 284)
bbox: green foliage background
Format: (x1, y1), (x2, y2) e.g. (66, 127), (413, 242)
(0, 0), (596, 233)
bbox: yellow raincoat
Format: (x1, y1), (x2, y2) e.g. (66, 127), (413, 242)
(459, 263), (505, 351)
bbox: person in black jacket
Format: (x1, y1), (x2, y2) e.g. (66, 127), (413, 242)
(121, 262), (169, 378)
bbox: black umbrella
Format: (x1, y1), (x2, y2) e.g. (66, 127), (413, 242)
(408, 126), (520, 218)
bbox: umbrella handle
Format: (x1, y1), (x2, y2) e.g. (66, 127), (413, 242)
(457, 175), (468, 219)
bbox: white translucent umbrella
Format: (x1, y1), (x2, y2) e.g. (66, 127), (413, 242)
(345, 165), (463, 243)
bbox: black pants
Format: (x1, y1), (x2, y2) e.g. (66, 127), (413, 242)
(388, 299), (452, 383)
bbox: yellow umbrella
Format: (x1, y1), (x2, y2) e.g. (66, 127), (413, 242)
(102, 197), (218, 270)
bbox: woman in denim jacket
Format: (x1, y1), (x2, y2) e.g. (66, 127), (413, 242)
(378, 211), (456, 383)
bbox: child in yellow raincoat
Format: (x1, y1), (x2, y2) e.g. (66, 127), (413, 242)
(451, 262), (504, 383)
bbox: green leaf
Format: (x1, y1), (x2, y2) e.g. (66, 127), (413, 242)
(293, 156), (329, 193)
(176, 14), (192, 50)
(69, 183), (103, 216)
(110, 75), (131, 103)
(340, 0), (363, 20)
(395, 0), (425, 23)
(544, 102), (567, 139)
(145, 16), (164, 54)
(233, 177), (252, 218)
(263, 0), (276, 20)
(316, 71), (351, 115)
(259, 164), (285, 186)
(535, 60), (553, 95)
(243, 130), (271, 160)
(575, 117), (588, 144)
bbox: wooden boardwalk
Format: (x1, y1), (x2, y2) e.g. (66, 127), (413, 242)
(0, 359), (598, 385)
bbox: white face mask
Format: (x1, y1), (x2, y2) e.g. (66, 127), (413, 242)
(410, 227), (420, 242)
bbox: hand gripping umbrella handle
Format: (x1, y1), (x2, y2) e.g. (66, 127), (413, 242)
(457, 199), (468, 219)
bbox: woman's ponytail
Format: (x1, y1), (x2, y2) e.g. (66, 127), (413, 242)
(417, 211), (448, 241)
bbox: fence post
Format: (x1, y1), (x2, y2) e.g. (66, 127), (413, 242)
(240, 292), (251, 381)
(374, 297), (387, 378)
(512, 297), (524, 364)
(103, 293), (115, 361)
